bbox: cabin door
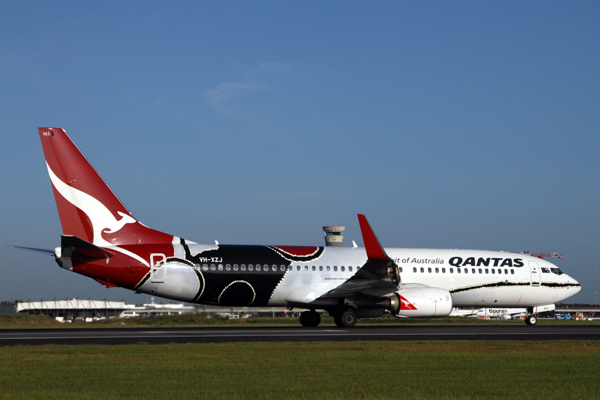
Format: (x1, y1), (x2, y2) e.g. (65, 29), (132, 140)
(150, 253), (167, 283)
(529, 261), (541, 287)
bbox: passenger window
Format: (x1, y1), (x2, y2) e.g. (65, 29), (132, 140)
(226, 264), (231, 271)
(265, 265), (270, 271)
(472, 268), (476, 274)
(319, 266), (323, 271)
(413, 267), (417, 273)
(485, 269), (488, 274)
(326, 266), (331, 271)
(296, 265), (300, 271)
(334, 266), (338, 272)
(233, 264), (239, 271)
(435, 268), (439, 273)
(491, 269), (495, 274)
(341, 266), (345, 272)
(304, 265), (308, 271)
(478, 268), (482, 274)
(203, 264), (208, 271)
(241, 264), (246, 271)
(428, 268), (432, 273)
(248, 264), (254, 271)
(210, 264), (216, 271)
(282, 265), (287, 271)
(256, 265), (261, 271)
(420, 267), (424, 273)
(504, 269), (508, 274)
(349, 267), (353, 272)
(511, 270), (515, 275)
(312, 266), (316, 271)
(449, 268), (453, 273)
(218, 264), (223, 271)
(398, 267), (402, 273)
(442, 268), (446, 273)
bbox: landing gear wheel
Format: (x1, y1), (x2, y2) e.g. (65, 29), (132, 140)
(299, 311), (321, 327)
(334, 308), (357, 328)
(525, 315), (537, 325)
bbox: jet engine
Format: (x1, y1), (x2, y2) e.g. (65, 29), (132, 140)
(387, 287), (453, 318)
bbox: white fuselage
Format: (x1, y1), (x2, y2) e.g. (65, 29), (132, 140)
(267, 246), (580, 308)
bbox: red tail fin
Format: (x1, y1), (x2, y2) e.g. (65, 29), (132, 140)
(39, 128), (173, 246)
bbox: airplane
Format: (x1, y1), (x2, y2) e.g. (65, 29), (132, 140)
(450, 304), (555, 320)
(21, 127), (581, 327)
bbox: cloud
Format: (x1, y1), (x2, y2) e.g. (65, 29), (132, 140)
(202, 62), (300, 115)
(203, 82), (270, 114)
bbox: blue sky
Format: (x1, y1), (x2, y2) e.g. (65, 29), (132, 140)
(1, 2), (598, 305)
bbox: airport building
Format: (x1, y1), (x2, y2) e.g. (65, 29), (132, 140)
(0, 298), (298, 322)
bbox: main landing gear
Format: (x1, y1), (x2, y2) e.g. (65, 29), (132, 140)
(299, 308), (359, 328)
(334, 307), (358, 328)
(299, 310), (321, 327)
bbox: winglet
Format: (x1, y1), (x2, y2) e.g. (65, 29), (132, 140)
(357, 214), (391, 262)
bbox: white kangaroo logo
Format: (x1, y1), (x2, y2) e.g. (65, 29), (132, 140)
(47, 163), (148, 266)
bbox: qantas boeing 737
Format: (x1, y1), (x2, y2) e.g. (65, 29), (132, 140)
(22, 127), (581, 327)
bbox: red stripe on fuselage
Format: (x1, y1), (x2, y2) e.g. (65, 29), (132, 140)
(272, 246), (320, 257)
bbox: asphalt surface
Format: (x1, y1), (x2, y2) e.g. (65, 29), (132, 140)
(0, 324), (599, 345)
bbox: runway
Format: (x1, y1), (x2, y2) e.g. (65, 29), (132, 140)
(0, 325), (599, 345)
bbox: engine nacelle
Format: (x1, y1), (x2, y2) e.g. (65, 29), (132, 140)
(392, 287), (453, 318)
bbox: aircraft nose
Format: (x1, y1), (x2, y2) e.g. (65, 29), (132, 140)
(566, 275), (581, 294)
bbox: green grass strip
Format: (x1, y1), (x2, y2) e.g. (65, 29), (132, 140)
(0, 341), (598, 399)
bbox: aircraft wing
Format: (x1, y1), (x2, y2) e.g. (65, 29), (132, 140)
(317, 214), (401, 300)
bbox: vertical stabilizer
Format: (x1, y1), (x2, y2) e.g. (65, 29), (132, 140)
(38, 128), (173, 246)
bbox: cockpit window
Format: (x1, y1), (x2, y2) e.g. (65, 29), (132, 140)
(541, 267), (550, 273)
(551, 268), (564, 275)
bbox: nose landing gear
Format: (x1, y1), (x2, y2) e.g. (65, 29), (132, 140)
(525, 314), (538, 325)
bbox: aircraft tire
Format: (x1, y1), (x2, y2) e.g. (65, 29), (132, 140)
(525, 315), (537, 325)
(334, 308), (357, 328)
(300, 311), (321, 327)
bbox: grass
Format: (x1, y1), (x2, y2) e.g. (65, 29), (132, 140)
(0, 341), (598, 399)
(0, 314), (61, 327)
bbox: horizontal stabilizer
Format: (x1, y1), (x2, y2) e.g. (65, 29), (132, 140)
(7, 245), (54, 256)
(61, 235), (115, 262)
